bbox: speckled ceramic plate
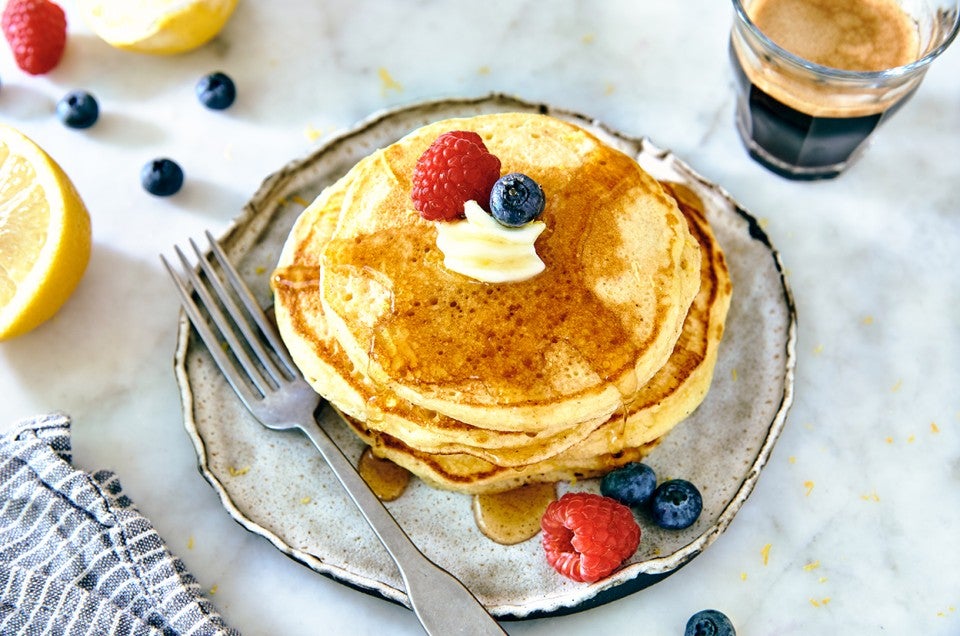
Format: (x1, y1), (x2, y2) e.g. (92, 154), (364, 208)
(173, 94), (796, 619)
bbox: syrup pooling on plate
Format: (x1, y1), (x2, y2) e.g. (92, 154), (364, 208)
(358, 448), (410, 501)
(472, 482), (557, 545)
(356, 448), (555, 545)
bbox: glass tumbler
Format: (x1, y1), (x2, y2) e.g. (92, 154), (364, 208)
(730, 0), (960, 179)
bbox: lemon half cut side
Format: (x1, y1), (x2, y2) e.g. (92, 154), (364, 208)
(79, 0), (239, 55)
(0, 126), (92, 341)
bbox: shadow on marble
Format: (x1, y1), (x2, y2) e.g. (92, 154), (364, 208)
(81, 110), (168, 149)
(0, 83), (55, 121)
(164, 176), (247, 220)
(52, 33), (227, 104)
(0, 244), (175, 409)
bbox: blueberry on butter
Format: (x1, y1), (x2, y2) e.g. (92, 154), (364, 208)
(489, 173), (545, 226)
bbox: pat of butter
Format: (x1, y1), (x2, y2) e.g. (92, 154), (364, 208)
(435, 200), (546, 283)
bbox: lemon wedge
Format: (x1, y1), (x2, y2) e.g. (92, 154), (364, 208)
(0, 126), (92, 341)
(79, 0), (238, 55)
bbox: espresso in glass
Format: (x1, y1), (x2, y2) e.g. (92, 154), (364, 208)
(730, 0), (960, 179)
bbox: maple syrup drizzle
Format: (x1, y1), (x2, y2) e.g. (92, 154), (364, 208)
(472, 482), (557, 545)
(357, 448), (410, 501)
(323, 145), (653, 397)
(271, 264), (319, 289)
(354, 450), (557, 541)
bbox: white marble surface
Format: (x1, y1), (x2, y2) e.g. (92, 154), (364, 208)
(1, 1), (958, 634)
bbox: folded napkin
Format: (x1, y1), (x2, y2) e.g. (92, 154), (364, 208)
(0, 413), (238, 635)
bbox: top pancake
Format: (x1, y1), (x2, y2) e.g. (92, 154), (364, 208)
(318, 113), (701, 432)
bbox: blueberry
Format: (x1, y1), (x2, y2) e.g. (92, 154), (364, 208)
(650, 479), (702, 530)
(684, 609), (736, 636)
(489, 173), (545, 226)
(196, 71), (236, 110)
(57, 90), (99, 129)
(600, 462), (657, 507)
(141, 158), (184, 197)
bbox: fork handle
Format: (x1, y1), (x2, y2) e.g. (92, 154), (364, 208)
(297, 415), (507, 636)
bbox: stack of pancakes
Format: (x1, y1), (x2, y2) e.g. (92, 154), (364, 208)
(272, 113), (731, 494)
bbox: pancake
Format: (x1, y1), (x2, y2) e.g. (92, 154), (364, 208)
(342, 412), (664, 494)
(533, 183), (731, 462)
(329, 183), (732, 493)
(274, 162), (614, 467)
(273, 112), (731, 494)
(318, 113), (701, 432)
(274, 172), (730, 491)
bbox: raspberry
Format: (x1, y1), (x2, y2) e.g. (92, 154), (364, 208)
(541, 492), (641, 583)
(2, 0), (67, 75)
(411, 130), (501, 221)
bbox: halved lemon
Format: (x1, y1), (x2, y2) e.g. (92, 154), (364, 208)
(0, 126), (92, 341)
(79, 0), (238, 55)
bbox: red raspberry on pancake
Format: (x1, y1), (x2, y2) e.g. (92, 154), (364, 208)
(411, 130), (502, 221)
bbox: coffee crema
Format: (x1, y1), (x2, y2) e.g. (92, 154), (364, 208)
(734, 0), (922, 117)
(751, 0), (919, 72)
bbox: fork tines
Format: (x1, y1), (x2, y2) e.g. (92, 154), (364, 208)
(161, 231), (296, 407)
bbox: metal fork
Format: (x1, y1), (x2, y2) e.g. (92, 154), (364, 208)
(162, 231), (506, 636)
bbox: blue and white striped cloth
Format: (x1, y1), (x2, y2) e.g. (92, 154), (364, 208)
(0, 413), (238, 635)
